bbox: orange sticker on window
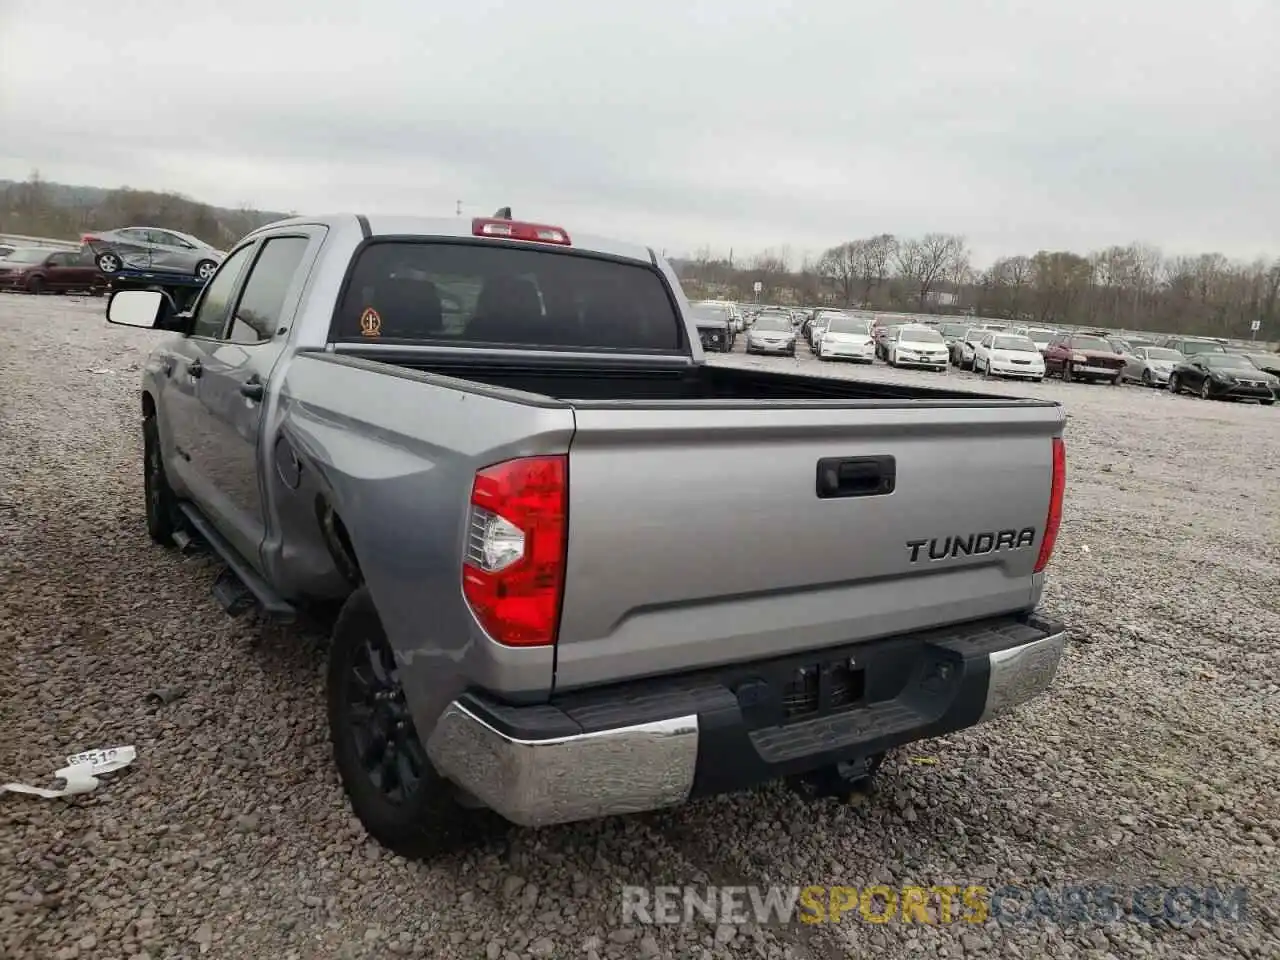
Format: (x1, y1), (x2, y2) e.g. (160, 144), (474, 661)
(359, 307), (382, 337)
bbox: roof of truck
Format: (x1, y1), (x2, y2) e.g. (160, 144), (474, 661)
(249, 213), (658, 265)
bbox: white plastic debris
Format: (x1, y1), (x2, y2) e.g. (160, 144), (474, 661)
(1, 745), (136, 799)
(1080, 545), (1091, 554)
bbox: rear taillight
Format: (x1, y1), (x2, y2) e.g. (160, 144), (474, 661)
(82, 234), (99, 242)
(471, 217), (571, 245)
(1034, 438), (1066, 573)
(462, 456), (568, 646)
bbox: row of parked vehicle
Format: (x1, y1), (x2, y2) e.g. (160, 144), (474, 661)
(937, 320), (1278, 404)
(0, 226), (226, 295)
(690, 299), (1278, 406)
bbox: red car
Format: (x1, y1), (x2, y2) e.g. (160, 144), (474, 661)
(1042, 333), (1126, 384)
(0, 247), (106, 295)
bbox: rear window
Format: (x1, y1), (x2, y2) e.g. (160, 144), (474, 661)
(332, 241), (683, 353)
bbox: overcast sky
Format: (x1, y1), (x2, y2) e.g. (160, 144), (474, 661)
(1, 0), (1277, 265)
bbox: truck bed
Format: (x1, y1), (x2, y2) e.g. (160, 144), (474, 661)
(336, 349), (1053, 407)
(289, 349), (1062, 693)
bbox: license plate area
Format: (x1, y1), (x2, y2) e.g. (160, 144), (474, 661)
(733, 652), (877, 728)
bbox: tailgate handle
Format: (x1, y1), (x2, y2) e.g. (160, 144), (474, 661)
(816, 456), (896, 499)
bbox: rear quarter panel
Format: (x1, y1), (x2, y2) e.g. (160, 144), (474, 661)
(267, 354), (576, 733)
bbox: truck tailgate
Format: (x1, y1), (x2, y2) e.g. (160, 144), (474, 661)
(554, 401), (1063, 690)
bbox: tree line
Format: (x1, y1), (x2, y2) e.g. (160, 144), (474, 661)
(679, 234), (1279, 339)
(0, 173), (285, 251)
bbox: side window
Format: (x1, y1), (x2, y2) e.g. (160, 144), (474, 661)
(226, 237), (311, 344)
(47, 253), (70, 267)
(189, 245), (255, 339)
(982, 334), (994, 347)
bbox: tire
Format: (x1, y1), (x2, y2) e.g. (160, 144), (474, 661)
(1262, 398), (1275, 407)
(329, 587), (501, 859)
(143, 416), (178, 546)
(26, 275), (44, 295)
(1034, 377), (1044, 383)
(1141, 369), (1152, 387)
(1200, 379), (1211, 400)
(194, 259), (218, 282)
(980, 359), (991, 378)
(96, 252), (122, 274)
(1109, 376), (1121, 386)
(1063, 363), (1074, 383)
(1168, 374), (1180, 394)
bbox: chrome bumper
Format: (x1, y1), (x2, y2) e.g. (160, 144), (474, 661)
(980, 628), (1068, 722)
(426, 702), (699, 827)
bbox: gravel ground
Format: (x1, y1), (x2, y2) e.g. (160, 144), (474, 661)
(1, 293), (1277, 960)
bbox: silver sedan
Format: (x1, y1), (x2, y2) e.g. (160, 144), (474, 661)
(1122, 346), (1184, 387)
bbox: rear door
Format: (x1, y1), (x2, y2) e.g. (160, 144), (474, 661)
(189, 231), (322, 568)
(555, 401), (1063, 688)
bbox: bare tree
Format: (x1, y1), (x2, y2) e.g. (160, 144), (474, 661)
(895, 233), (966, 308)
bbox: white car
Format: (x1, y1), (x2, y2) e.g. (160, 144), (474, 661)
(974, 333), (1046, 381)
(1013, 326), (1058, 351)
(888, 326), (949, 370)
(808, 310), (844, 350)
(955, 328), (990, 370)
(818, 315), (876, 363)
(1121, 346), (1183, 386)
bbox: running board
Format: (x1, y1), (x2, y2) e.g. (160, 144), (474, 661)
(177, 503), (296, 622)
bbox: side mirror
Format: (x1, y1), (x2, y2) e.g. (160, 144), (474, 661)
(106, 289), (173, 329)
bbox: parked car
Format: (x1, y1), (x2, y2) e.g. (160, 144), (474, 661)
(82, 226), (226, 281)
(816, 314), (876, 363)
(689, 302), (735, 352)
(808, 310), (845, 351)
(1159, 335), (1227, 357)
(1121, 346), (1184, 387)
(1042, 334), (1126, 384)
(744, 311), (796, 355)
(1012, 326), (1058, 351)
(0, 246), (106, 294)
(0, 244), (14, 259)
(886, 325), (949, 370)
(952, 327), (988, 369)
(1168, 353), (1276, 404)
(1239, 352), (1280, 378)
(973, 333), (1046, 381)
(103, 210), (1069, 857)
(873, 322), (904, 360)
(938, 321), (973, 346)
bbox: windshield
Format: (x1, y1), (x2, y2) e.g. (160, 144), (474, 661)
(332, 241), (683, 352)
(900, 327), (944, 343)
(3, 247), (49, 264)
(993, 336), (1037, 352)
(1026, 329), (1055, 341)
(1144, 348), (1183, 361)
(753, 314), (791, 332)
(939, 323), (970, 337)
(826, 316), (872, 335)
(1203, 354), (1255, 370)
(1069, 336), (1113, 352)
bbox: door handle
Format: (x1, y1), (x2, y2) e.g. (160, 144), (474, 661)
(240, 377), (265, 402)
(816, 456), (896, 499)
(187, 359), (203, 379)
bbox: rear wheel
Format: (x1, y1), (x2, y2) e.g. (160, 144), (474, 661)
(1063, 363), (1074, 383)
(26, 275), (44, 295)
(329, 587), (501, 859)
(143, 416), (178, 546)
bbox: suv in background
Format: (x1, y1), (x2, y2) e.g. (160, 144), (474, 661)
(1160, 335), (1227, 357)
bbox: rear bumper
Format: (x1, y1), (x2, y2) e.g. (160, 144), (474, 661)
(426, 613), (1067, 826)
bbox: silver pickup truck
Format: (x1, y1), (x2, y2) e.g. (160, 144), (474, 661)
(106, 211), (1068, 859)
